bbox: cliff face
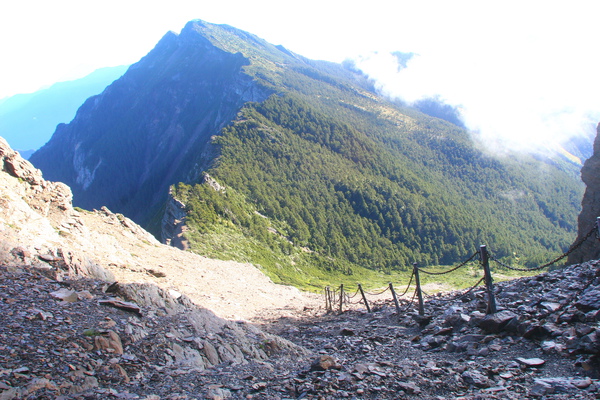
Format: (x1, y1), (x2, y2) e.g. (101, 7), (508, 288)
(568, 123), (600, 264)
(29, 21), (271, 226)
(160, 186), (188, 249)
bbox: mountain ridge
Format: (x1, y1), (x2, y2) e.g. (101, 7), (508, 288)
(31, 21), (275, 225)
(30, 20), (584, 284)
(0, 65), (128, 154)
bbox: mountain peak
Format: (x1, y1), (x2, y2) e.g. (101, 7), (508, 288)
(30, 21), (273, 224)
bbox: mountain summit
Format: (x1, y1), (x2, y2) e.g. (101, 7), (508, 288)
(30, 21), (277, 224)
(31, 20), (583, 280)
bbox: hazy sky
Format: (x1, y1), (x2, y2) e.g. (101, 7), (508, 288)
(1, 0), (599, 153)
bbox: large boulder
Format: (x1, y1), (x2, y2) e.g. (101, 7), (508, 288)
(477, 310), (518, 333)
(0, 136), (44, 185)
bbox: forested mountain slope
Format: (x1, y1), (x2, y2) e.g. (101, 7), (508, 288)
(30, 20), (583, 286)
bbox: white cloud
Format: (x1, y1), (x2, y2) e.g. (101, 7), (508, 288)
(352, 3), (600, 155)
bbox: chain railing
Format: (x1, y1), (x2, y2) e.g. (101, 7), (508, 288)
(346, 287), (361, 300)
(397, 268), (415, 297)
(490, 224), (598, 272)
(324, 217), (600, 316)
(365, 286), (390, 296)
(418, 251), (479, 275)
(398, 288), (418, 313)
(422, 276), (485, 303)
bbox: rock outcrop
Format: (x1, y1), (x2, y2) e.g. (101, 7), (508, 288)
(160, 186), (189, 249)
(569, 122), (600, 264)
(0, 137), (44, 185)
(160, 173), (223, 249)
(0, 136), (72, 221)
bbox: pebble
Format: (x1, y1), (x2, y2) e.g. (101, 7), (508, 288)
(516, 357), (545, 367)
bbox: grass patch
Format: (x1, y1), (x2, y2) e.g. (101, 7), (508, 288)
(186, 225), (544, 294)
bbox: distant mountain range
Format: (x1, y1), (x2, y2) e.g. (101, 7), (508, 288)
(30, 20), (586, 286)
(0, 65), (128, 155)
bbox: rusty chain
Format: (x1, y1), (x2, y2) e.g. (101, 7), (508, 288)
(366, 286), (390, 296)
(399, 288), (418, 313)
(421, 276), (485, 303)
(346, 287), (361, 299)
(418, 251), (479, 275)
(491, 224), (598, 272)
(397, 268), (415, 297)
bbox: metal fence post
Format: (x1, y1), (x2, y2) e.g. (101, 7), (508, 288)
(389, 283), (401, 315)
(358, 284), (371, 313)
(413, 262), (424, 316)
(339, 284), (344, 313)
(480, 245), (497, 314)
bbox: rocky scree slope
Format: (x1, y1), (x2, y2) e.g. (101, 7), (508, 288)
(4, 235), (600, 398)
(0, 264), (309, 399)
(256, 260), (600, 399)
(0, 137), (318, 398)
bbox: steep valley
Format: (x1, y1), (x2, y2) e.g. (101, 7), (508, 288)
(29, 20), (584, 286)
(5, 18), (600, 399)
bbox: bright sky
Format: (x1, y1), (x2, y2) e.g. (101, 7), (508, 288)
(1, 0), (599, 153)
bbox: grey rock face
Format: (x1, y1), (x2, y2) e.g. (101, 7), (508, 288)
(160, 186), (189, 249)
(0, 137), (44, 185)
(478, 310), (518, 333)
(569, 122), (600, 263)
(575, 288), (600, 311)
(0, 135), (73, 222)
